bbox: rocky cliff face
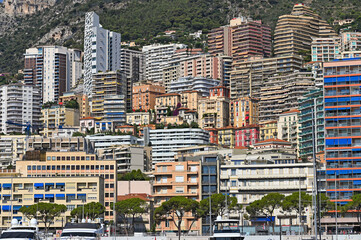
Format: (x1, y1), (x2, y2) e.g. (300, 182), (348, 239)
(3, 0), (56, 16)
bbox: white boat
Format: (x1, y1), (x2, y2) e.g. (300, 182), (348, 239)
(60, 222), (104, 240)
(211, 216), (245, 240)
(0, 219), (40, 240)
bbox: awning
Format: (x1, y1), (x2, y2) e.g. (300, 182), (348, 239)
(34, 183), (44, 187)
(45, 194), (54, 198)
(3, 184), (11, 188)
(354, 180), (361, 185)
(77, 194), (86, 197)
(34, 194), (43, 199)
(56, 183), (65, 186)
(56, 194), (65, 198)
(13, 217), (22, 220)
(2, 206), (11, 211)
(3, 194), (11, 197)
(67, 194), (75, 197)
(13, 206), (22, 211)
(45, 183), (54, 186)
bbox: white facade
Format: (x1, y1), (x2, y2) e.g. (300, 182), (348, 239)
(83, 12), (121, 96)
(220, 156), (314, 227)
(169, 76), (220, 97)
(277, 110), (300, 156)
(24, 46), (82, 103)
(142, 44), (186, 83)
(0, 84), (41, 134)
(149, 128), (209, 167)
(85, 134), (141, 149)
(0, 135), (28, 168)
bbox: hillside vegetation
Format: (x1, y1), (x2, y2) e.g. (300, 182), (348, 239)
(1, 0), (361, 73)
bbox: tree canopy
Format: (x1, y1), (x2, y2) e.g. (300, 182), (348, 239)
(118, 169), (150, 181)
(19, 202), (67, 233)
(113, 197), (148, 235)
(154, 196), (199, 240)
(71, 202), (105, 221)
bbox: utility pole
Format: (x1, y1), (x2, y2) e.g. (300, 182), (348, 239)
(209, 166), (212, 236)
(311, 99), (318, 240)
(335, 173), (338, 240)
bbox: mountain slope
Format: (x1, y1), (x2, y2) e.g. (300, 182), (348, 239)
(1, 0), (361, 73)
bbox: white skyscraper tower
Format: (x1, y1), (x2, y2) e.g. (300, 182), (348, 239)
(83, 12), (121, 96)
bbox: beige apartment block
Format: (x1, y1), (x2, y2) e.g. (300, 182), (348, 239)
(59, 92), (90, 119)
(274, 3), (337, 56)
(16, 151), (116, 222)
(198, 87), (229, 129)
(260, 120), (278, 141)
(41, 106), (80, 137)
(132, 83), (165, 111)
(180, 91), (202, 110)
(230, 55), (303, 99)
(153, 161), (201, 234)
(0, 176), (103, 229)
(126, 111), (152, 125)
(155, 93), (181, 123)
(259, 72), (315, 122)
(230, 97), (259, 127)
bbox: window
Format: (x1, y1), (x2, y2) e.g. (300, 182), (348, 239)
(175, 187), (184, 193)
(231, 180), (237, 187)
(231, 169), (236, 176)
(175, 165), (184, 171)
(175, 176), (184, 183)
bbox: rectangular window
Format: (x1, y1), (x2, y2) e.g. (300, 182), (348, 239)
(175, 176), (184, 183)
(175, 165), (184, 171)
(175, 187), (184, 193)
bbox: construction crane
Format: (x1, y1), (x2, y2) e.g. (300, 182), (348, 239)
(5, 121), (42, 137)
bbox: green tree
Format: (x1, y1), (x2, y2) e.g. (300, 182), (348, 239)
(118, 169), (150, 181)
(65, 99), (79, 109)
(246, 193), (284, 233)
(190, 121), (199, 128)
(154, 196), (199, 240)
(19, 202), (67, 234)
(342, 193), (361, 228)
(199, 193), (239, 218)
(319, 193), (333, 217)
(113, 198), (148, 234)
(70, 202), (105, 221)
(282, 192), (312, 229)
(72, 131), (85, 137)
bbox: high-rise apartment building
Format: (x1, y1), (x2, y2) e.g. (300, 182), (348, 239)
(0, 84), (41, 134)
(163, 54), (232, 91)
(299, 88), (324, 159)
(169, 76), (220, 97)
(323, 58), (361, 228)
(208, 17), (271, 62)
(198, 86), (230, 129)
(132, 83), (165, 111)
(147, 128), (209, 167)
(83, 12), (121, 96)
(277, 109), (300, 155)
(120, 48), (145, 82)
(259, 71), (315, 122)
(311, 37), (341, 62)
(229, 97), (259, 127)
(24, 46), (82, 102)
(142, 44), (186, 83)
(340, 32), (361, 51)
(274, 3), (337, 56)
(92, 71), (127, 123)
(230, 55), (303, 99)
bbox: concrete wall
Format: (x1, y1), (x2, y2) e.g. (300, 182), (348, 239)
(117, 181), (152, 196)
